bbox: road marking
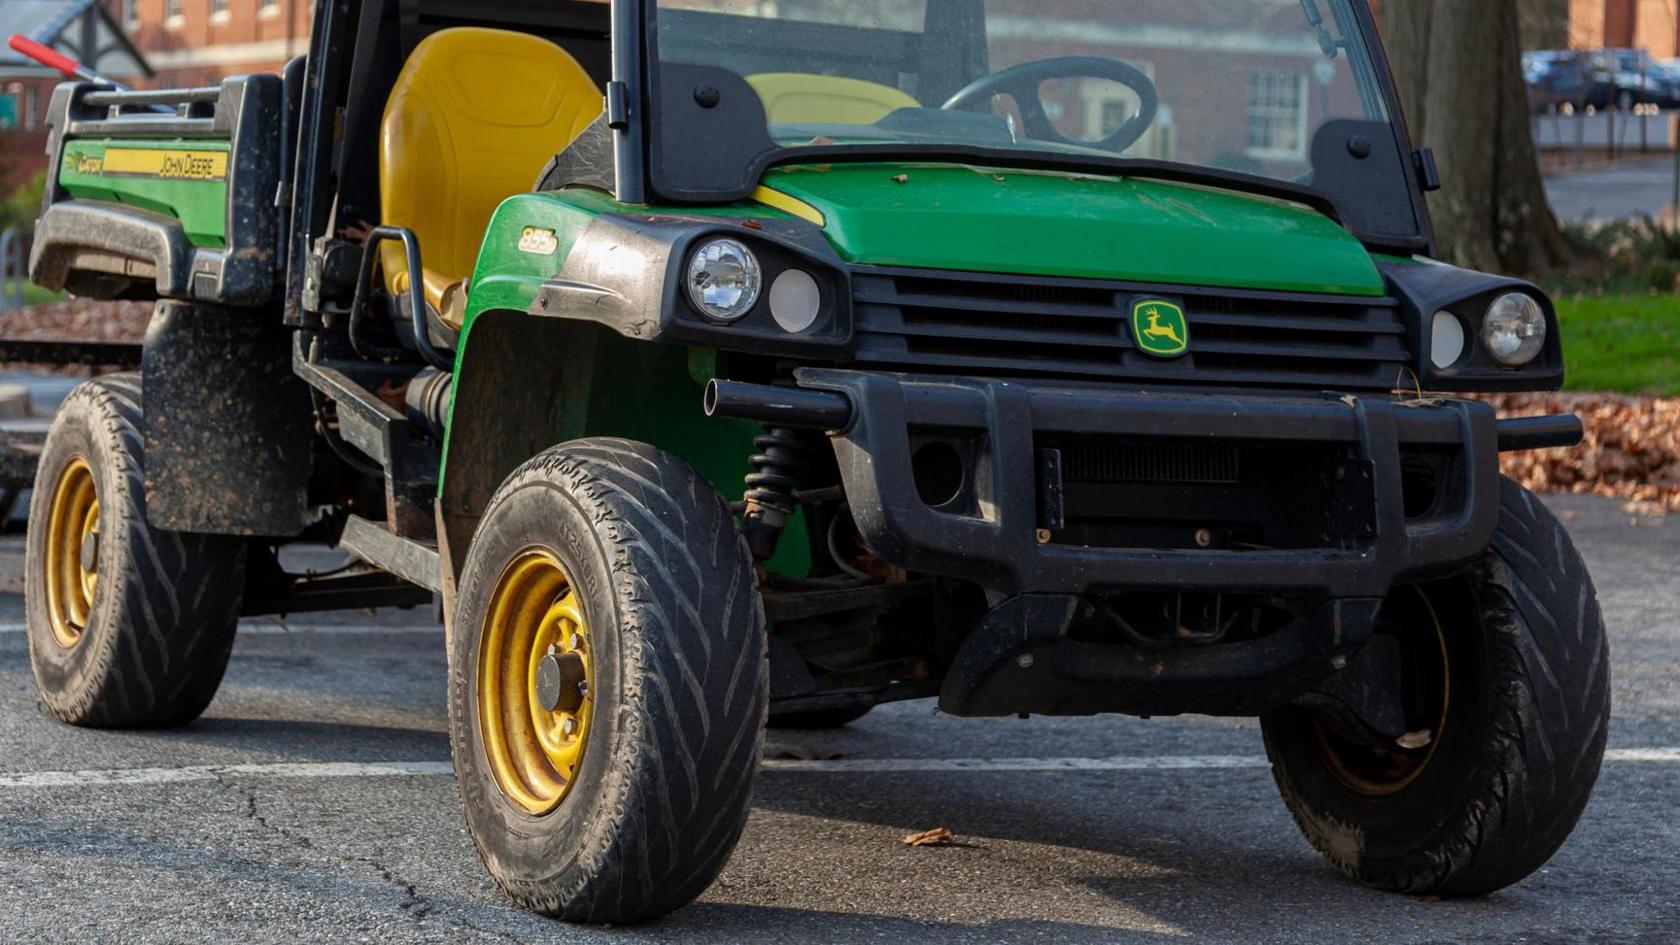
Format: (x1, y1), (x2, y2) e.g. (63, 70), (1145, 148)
(1, 749), (1676, 790)
(0, 622), (441, 636)
(0, 761), (454, 789)
(762, 755), (1268, 772)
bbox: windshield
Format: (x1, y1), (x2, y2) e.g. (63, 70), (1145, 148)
(645, 0), (1421, 245)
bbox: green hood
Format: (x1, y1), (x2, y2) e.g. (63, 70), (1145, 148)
(759, 164), (1386, 297)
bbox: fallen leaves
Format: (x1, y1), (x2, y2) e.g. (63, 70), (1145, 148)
(902, 827), (956, 847)
(1483, 393), (1680, 514)
(0, 299), (151, 344)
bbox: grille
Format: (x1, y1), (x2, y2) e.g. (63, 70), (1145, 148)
(1054, 438), (1241, 485)
(849, 266), (1412, 390)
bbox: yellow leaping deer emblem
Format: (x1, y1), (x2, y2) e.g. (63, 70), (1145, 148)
(1132, 299), (1189, 358)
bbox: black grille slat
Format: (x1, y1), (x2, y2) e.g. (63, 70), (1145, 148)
(1191, 312), (1407, 336)
(1060, 440), (1243, 484)
(849, 266), (1412, 391)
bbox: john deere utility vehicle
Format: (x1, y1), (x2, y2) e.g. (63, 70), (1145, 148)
(13, 0), (1608, 924)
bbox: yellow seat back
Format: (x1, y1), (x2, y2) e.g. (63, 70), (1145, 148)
(380, 27), (602, 322)
(747, 73), (920, 126)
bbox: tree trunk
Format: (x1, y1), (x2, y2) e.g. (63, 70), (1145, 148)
(1381, 0), (1577, 274)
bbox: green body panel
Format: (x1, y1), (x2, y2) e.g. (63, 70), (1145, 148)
(761, 163), (1387, 297)
(56, 139), (231, 246)
(462, 189), (794, 324)
(446, 163), (1387, 577)
(450, 190), (812, 577)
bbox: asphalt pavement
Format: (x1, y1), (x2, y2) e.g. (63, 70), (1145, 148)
(0, 494), (1674, 944)
(1544, 153), (1677, 223)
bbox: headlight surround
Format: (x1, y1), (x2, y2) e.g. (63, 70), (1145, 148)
(1480, 293), (1548, 367)
(686, 238), (762, 322)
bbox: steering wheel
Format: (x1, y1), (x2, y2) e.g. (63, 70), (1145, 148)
(942, 56), (1160, 153)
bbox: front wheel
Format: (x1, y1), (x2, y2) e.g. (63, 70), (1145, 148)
(449, 439), (767, 924)
(1262, 480), (1609, 897)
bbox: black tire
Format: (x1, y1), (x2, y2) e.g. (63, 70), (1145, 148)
(449, 438), (767, 924)
(768, 705), (873, 730)
(26, 374), (247, 728)
(1262, 479), (1610, 897)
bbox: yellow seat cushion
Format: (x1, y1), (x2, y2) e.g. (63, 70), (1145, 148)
(380, 27), (602, 325)
(747, 73), (920, 126)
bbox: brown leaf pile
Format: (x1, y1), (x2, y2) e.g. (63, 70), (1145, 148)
(1483, 394), (1680, 514)
(0, 299), (151, 343)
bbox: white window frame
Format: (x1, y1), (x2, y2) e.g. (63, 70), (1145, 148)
(165, 0), (185, 29)
(123, 0), (141, 31)
(1079, 64), (1166, 159)
(259, 0), (283, 19)
(210, 0), (232, 23)
(1246, 70), (1310, 162)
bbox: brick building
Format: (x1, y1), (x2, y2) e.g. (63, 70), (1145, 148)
(1, 0), (150, 191)
(119, 0), (310, 88)
(1, 0), (309, 192)
(1571, 0), (1680, 57)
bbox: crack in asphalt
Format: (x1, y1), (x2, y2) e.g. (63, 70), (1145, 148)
(208, 770), (535, 945)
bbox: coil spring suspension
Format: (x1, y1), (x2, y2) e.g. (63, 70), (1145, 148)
(742, 428), (820, 560)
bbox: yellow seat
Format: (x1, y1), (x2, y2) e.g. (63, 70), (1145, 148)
(746, 73), (920, 126)
(380, 27), (602, 326)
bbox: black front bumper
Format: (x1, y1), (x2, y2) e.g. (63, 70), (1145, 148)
(795, 368), (1504, 600)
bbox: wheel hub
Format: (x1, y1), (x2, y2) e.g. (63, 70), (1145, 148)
(477, 550), (596, 815)
(534, 650), (587, 713)
(44, 457), (100, 649)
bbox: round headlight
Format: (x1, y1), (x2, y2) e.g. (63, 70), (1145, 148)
(687, 238), (762, 322)
(1480, 293), (1548, 367)
(1431, 310), (1466, 370)
(769, 269), (823, 334)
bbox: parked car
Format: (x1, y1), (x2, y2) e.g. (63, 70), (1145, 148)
(1589, 48), (1679, 109)
(1524, 50), (1609, 112)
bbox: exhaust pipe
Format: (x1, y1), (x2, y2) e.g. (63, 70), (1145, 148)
(703, 380), (853, 431)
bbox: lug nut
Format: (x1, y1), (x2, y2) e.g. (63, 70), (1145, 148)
(562, 718), (577, 737)
(1194, 528), (1213, 548)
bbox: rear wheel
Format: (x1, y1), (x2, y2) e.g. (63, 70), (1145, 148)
(26, 374), (246, 728)
(1262, 480), (1609, 896)
(449, 439), (767, 924)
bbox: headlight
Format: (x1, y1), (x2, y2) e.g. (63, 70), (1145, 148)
(686, 238), (762, 322)
(1430, 310), (1466, 369)
(768, 269), (823, 333)
(1480, 293), (1548, 367)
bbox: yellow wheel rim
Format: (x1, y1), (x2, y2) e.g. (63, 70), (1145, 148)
(477, 550), (596, 815)
(43, 457), (100, 649)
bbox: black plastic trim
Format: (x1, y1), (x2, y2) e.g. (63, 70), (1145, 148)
(1378, 258), (1565, 392)
(31, 74), (284, 306)
(797, 369), (1502, 599)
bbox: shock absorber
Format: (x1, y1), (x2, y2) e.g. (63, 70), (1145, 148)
(742, 428), (820, 561)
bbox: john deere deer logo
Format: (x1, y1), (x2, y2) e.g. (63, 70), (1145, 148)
(1132, 299), (1189, 358)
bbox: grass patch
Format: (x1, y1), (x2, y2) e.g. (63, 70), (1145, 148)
(2, 280), (65, 306)
(1555, 293), (1680, 396)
